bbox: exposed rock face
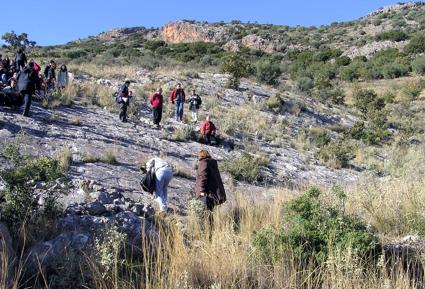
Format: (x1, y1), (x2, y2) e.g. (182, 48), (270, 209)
(98, 27), (159, 42)
(161, 21), (230, 43)
(368, 2), (418, 17)
(241, 34), (279, 53)
(342, 40), (408, 59)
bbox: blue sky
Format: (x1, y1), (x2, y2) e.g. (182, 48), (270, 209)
(0, 0), (415, 46)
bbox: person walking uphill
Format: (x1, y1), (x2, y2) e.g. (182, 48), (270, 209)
(146, 157), (173, 212)
(195, 150), (226, 211)
(188, 89), (202, 122)
(118, 80), (131, 122)
(169, 83), (185, 122)
(15, 49), (27, 72)
(150, 88), (163, 128)
(17, 61), (39, 117)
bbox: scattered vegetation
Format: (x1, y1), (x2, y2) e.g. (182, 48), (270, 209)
(222, 152), (269, 183)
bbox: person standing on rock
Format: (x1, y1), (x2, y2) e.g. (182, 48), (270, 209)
(17, 61), (39, 117)
(146, 157), (173, 212)
(15, 48), (27, 72)
(188, 89), (202, 122)
(118, 80), (131, 122)
(195, 150), (226, 211)
(150, 87), (163, 128)
(169, 83), (186, 122)
(57, 64), (69, 90)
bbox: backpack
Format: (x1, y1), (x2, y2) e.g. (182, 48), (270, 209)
(196, 95), (202, 109)
(140, 170), (156, 194)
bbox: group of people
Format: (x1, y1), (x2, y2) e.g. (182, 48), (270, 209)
(0, 49), (69, 116)
(116, 81), (218, 145)
(143, 149), (226, 214)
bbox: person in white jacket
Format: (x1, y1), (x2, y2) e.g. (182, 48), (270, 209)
(146, 157), (173, 212)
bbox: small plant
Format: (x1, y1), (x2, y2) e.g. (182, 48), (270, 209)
(81, 152), (100, 163)
(101, 150), (117, 164)
(57, 146), (73, 172)
(93, 226), (126, 280)
(223, 152), (268, 183)
(169, 126), (198, 142)
(319, 139), (355, 168)
(69, 116), (81, 126)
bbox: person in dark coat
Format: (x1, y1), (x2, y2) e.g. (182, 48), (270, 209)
(195, 150), (226, 211)
(118, 80), (131, 122)
(15, 48), (27, 72)
(17, 61), (39, 117)
(150, 87), (163, 127)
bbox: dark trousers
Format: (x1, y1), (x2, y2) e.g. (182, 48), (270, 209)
(119, 101), (129, 122)
(16, 61), (25, 72)
(22, 92), (31, 117)
(153, 106), (162, 125)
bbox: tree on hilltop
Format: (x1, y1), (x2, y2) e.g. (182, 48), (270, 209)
(1, 31), (36, 50)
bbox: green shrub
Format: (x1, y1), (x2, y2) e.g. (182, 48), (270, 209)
(412, 55), (425, 75)
(221, 53), (251, 88)
(222, 152), (268, 183)
(255, 60), (281, 85)
(335, 56), (351, 66)
(353, 88), (385, 116)
(253, 187), (379, 265)
(319, 139), (355, 168)
(381, 62), (410, 79)
(168, 126), (198, 142)
(0, 150), (63, 231)
(404, 33), (425, 54)
(296, 76), (314, 92)
(376, 29), (408, 42)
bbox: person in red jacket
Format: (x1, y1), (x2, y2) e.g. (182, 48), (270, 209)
(200, 116), (217, 145)
(169, 83), (185, 122)
(150, 87), (163, 127)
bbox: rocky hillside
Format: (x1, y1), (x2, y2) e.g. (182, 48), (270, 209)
(93, 2), (424, 55)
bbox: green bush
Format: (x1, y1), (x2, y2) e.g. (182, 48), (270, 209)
(222, 152), (268, 183)
(255, 60), (281, 85)
(412, 55), (425, 75)
(221, 53), (251, 88)
(381, 62), (410, 79)
(353, 88), (385, 116)
(319, 139), (355, 168)
(253, 187), (379, 265)
(404, 33), (425, 54)
(376, 29), (408, 42)
(0, 149), (63, 231)
(335, 56), (351, 66)
(296, 76), (314, 92)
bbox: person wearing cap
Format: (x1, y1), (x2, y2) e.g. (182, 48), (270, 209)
(118, 80), (131, 122)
